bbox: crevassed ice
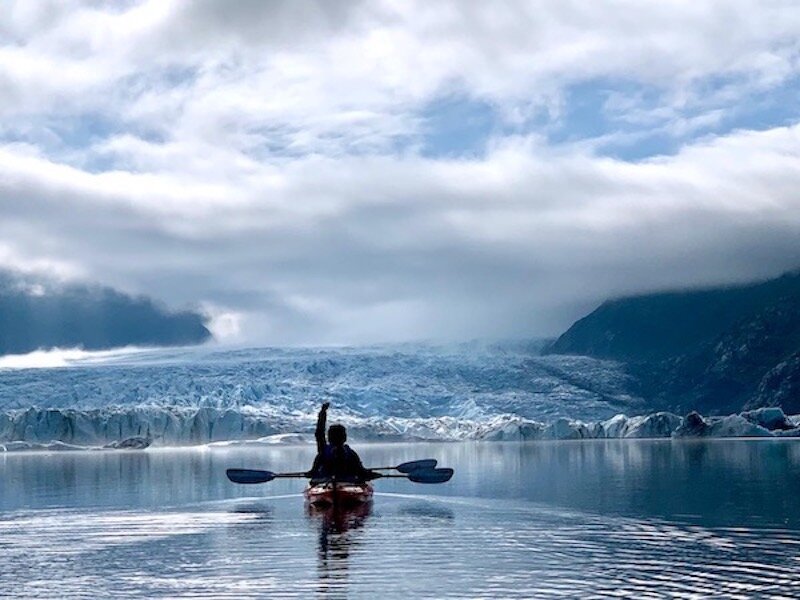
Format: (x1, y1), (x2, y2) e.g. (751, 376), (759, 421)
(0, 345), (796, 448)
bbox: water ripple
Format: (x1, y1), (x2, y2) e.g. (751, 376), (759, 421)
(2, 497), (800, 599)
(4, 442), (800, 599)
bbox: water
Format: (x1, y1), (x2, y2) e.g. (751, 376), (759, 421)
(2, 440), (800, 598)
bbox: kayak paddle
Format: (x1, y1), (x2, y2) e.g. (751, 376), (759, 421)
(369, 459), (438, 473)
(227, 465), (454, 485)
(226, 468), (308, 484)
(377, 467), (454, 484)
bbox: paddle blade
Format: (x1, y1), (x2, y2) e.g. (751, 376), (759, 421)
(407, 468), (454, 484)
(396, 459), (438, 473)
(226, 468), (276, 484)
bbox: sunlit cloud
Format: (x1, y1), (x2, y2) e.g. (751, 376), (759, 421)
(1, 0), (800, 344)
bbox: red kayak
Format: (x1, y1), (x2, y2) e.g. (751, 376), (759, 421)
(304, 481), (374, 507)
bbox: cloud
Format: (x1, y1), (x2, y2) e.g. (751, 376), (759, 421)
(4, 1), (800, 152)
(0, 270), (211, 354)
(0, 1), (799, 344)
(3, 124), (800, 343)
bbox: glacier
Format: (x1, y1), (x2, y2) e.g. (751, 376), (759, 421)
(2, 405), (799, 450)
(0, 342), (640, 446)
(0, 344), (798, 449)
(0, 343), (641, 418)
(476, 408), (800, 441)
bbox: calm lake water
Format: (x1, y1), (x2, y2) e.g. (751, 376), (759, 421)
(2, 440), (800, 598)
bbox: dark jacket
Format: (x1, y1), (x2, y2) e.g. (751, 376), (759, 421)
(310, 408), (371, 483)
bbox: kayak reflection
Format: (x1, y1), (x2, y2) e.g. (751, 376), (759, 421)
(308, 500), (372, 597)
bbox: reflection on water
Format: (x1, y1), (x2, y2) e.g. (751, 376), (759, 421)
(230, 500), (275, 529)
(2, 441), (800, 598)
(397, 501), (455, 520)
(308, 502), (372, 598)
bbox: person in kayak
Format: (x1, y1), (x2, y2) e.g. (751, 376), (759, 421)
(308, 402), (376, 483)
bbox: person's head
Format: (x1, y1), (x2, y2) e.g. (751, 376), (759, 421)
(328, 424), (347, 447)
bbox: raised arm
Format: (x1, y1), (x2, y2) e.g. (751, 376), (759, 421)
(315, 402), (329, 454)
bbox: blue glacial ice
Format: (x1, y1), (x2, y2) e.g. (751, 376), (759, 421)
(0, 344), (797, 449)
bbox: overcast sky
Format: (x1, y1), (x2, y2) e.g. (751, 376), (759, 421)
(2, 0), (800, 345)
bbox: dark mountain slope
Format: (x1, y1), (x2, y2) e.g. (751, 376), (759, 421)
(0, 271), (211, 355)
(547, 272), (800, 361)
(545, 270), (800, 414)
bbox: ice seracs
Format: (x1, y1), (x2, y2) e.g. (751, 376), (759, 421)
(476, 408), (800, 442)
(607, 412), (683, 439)
(740, 407), (795, 430)
(672, 412), (771, 438)
(104, 436), (152, 449)
(3, 406), (800, 448)
(0, 435), (151, 452)
(672, 408), (800, 438)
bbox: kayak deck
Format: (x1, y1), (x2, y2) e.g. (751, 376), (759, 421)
(303, 481), (374, 507)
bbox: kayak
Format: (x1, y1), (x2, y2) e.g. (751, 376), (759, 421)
(303, 481), (374, 507)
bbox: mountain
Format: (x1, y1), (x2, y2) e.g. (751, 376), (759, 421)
(0, 270), (211, 355)
(545, 270), (800, 414)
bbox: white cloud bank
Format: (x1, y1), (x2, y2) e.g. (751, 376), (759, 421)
(0, 346), (150, 370)
(1, 0), (800, 344)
